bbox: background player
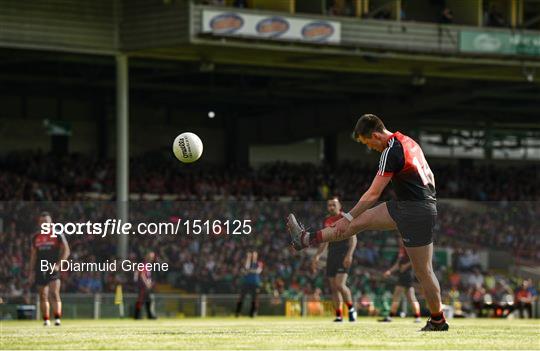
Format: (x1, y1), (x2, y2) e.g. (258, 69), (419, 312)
(287, 114), (449, 331)
(235, 250), (263, 318)
(379, 240), (421, 323)
(29, 212), (70, 326)
(134, 251), (157, 319)
(311, 197), (357, 322)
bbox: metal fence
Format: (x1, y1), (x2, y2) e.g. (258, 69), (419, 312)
(2, 293), (538, 320)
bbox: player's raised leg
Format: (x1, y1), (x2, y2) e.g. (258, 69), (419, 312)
(287, 202), (396, 249)
(405, 244), (448, 331)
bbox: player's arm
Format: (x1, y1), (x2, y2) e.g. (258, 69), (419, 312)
(383, 255), (400, 277)
(248, 260), (263, 274)
(53, 234), (70, 272)
(254, 261), (263, 274)
(244, 252), (252, 270)
(343, 235), (357, 268)
(311, 242), (328, 272)
(399, 261), (412, 272)
(58, 234), (70, 265)
(344, 142), (401, 222)
(348, 175), (392, 219)
(140, 271), (152, 289)
(313, 242), (328, 260)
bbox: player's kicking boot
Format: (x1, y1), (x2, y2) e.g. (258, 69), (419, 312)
(287, 214), (309, 250)
(55, 318), (61, 326)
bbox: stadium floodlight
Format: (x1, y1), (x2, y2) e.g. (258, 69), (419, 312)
(523, 66), (535, 82)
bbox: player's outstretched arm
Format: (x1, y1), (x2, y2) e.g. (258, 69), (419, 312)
(348, 175), (391, 218)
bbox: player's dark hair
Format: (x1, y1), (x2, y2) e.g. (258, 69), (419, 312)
(328, 196), (340, 204)
(39, 211), (51, 218)
(353, 114), (386, 139)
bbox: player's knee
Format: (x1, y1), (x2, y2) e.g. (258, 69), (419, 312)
(414, 267), (433, 281)
(51, 291), (61, 302)
(350, 215), (369, 233)
(353, 208), (380, 232)
(337, 283), (348, 294)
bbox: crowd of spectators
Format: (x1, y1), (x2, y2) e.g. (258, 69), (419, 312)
(1, 151), (537, 201)
(444, 263), (538, 319)
(0, 198), (537, 318)
(0, 151), (537, 318)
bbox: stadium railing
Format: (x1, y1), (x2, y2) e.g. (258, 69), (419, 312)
(2, 292), (538, 320)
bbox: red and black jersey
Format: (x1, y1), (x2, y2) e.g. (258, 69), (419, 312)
(377, 132), (436, 202)
(137, 265), (152, 289)
(32, 232), (65, 269)
(324, 214), (348, 254)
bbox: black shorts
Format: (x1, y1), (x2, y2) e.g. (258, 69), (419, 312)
(387, 200), (437, 247)
(35, 270), (60, 286)
(397, 270), (415, 288)
(326, 251), (349, 277)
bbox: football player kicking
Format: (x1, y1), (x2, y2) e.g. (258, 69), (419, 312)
(287, 114), (449, 331)
(311, 197), (357, 322)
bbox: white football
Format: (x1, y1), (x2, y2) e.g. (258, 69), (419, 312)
(172, 132), (203, 163)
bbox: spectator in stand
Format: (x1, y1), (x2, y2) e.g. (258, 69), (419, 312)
(470, 283), (487, 317)
(439, 7), (453, 24)
(466, 268), (485, 289)
(327, 0), (354, 17)
(484, 4), (506, 27)
(0, 151), (538, 306)
(515, 280), (535, 318)
(458, 249), (475, 272)
(489, 281), (514, 318)
(484, 271), (496, 291)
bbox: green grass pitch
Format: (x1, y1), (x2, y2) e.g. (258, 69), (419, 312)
(1, 317), (539, 350)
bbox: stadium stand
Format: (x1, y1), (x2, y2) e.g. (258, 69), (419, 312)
(1, 154), (538, 318)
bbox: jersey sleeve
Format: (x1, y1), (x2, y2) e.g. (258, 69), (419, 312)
(377, 139), (404, 177)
